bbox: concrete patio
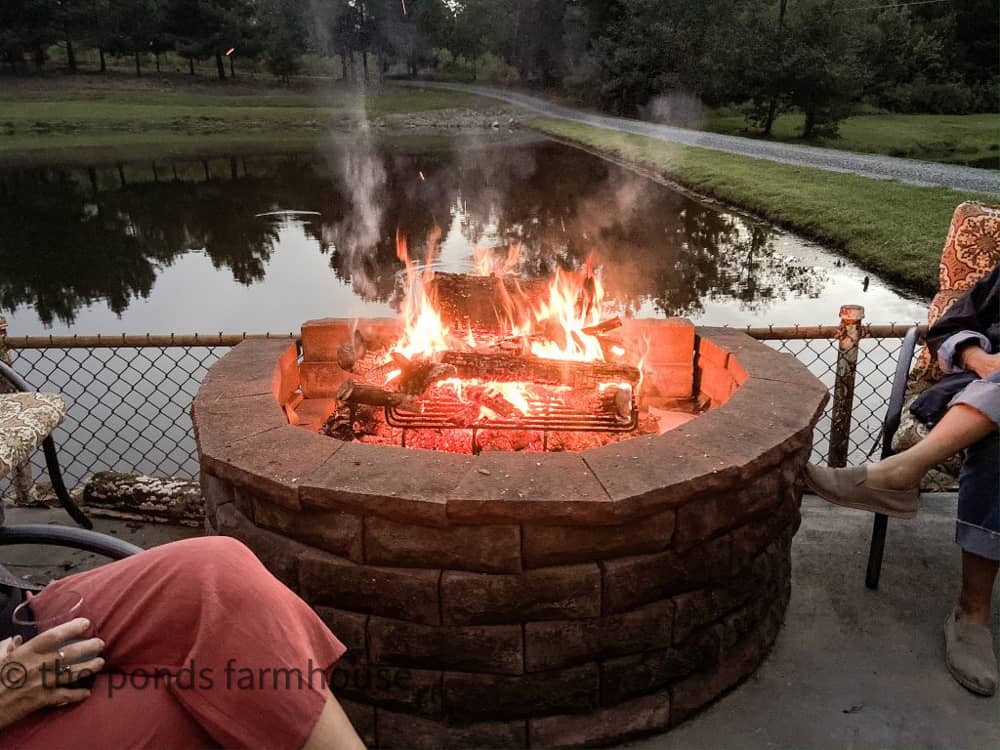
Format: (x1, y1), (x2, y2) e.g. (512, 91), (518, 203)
(3, 494), (998, 749)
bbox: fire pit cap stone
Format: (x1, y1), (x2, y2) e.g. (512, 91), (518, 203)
(193, 327), (827, 527)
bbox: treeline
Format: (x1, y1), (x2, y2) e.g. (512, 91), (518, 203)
(2, 0), (997, 133)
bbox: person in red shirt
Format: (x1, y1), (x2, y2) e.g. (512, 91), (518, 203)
(0, 536), (365, 749)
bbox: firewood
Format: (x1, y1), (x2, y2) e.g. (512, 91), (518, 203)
(440, 351), (640, 391)
(498, 316), (622, 352)
(82, 472), (203, 527)
(447, 385), (519, 427)
(336, 330), (368, 372)
(429, 272), (549, 327)
(336, 379), (410, 407)
(581, 316), (623, 336)
(397, 359), (458, 396)
(602, 386), (634, 421)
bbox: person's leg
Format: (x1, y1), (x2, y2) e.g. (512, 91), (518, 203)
(936, 377), (998, 696)
(866, 403), (996, 490)
(955, 430), (1000, 626)
(806, 371), (999, 518)
(28, 536), (359, 749)
(959, 552), (999, 626)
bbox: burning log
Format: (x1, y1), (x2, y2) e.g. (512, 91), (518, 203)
(576, 275), (598, 319)
(598, 386), (634, 422)
(581, 316), (623, 336)
(440, 351), (640, 391)
(430, 272), (548, 327)
(447, 385), (519, 428)
(391, 354), (459, 396)
(336, 379), (411, 408)
(336, 330), (369, 372)
(497, 316), (623, 353)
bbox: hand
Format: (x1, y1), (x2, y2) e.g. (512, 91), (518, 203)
(0, 618), (104, 730)
(961, 347), (1000, 379)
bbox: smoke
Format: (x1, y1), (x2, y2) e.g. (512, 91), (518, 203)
(323, 121), (388, 301)
(638, 91), (705, 130)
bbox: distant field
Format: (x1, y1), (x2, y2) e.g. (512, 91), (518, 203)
(705, 111), (1000, 167)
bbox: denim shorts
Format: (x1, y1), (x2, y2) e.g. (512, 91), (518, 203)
(951, 370), (1000, 560)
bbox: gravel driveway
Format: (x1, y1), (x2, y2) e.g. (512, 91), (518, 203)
(403, 82), (998, 196)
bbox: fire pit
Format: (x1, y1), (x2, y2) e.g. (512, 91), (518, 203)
(193, 245), (827, 747)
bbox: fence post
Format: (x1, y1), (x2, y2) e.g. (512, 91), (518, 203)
(0, 317), (37, 507)
(827, 304), (865, 468)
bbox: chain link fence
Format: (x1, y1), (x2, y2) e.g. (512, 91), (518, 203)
(764, 332), (919, 466)
(0, 325), (921, 495)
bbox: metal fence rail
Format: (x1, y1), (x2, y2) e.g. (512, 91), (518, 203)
(0, 319), (923, 494)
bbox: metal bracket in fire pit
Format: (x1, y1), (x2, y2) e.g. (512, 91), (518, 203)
(385, 397), (639, 453)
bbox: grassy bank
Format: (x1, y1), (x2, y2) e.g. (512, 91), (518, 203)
(531, 117), (995, 294)
(705, 110), (999, 167)
(0, 78), (492, 147)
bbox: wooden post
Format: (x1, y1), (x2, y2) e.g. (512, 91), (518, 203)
(0, 317), (37, 507)
(828, 304), (865, 468)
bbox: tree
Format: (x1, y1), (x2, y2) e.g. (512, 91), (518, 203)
(262, 0), (306, 83)
(0, 0), (58, 70)
(107, 0), (161, 75)
(781, 0), (866, 137)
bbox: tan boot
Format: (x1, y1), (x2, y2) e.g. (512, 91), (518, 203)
(803, 464), (918, 519)
(944, 608), (998, 697)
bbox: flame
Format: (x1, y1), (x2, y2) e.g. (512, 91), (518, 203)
(473, 244), (521, 276)
(385, 230), (629, 417)
(393, 227), (451, 359)
(525, 263), (606, 362)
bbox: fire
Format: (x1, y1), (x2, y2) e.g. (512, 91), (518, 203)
(392, 228), (612, 367)
(393, 228), (451, 359)
(525, 264), (606, 362)
(384, 228), (629, 424)
(473, 244), (521, 276)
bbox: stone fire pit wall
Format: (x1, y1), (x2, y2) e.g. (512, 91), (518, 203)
(193, 325), (828, 749)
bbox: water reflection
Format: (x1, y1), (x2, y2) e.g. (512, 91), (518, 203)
(0, 139), (926, 334)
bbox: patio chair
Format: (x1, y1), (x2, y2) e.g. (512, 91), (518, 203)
(867, 201), (1000, 590)
(0, 360), (141, 560)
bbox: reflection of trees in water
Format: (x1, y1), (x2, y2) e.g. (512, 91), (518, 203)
(0, 142), (826, 327)
(438, 143), (826, 317)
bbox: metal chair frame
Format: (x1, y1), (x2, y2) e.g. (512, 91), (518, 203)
(0, 360), (141, 561)
(865, 325), (923, 590)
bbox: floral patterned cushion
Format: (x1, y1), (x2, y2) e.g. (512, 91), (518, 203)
(0, 393), (66, 479)
(907, 201), (1000, 389)
(891, 201), (1000, 484)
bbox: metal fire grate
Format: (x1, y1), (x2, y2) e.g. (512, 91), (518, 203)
(385, 395), (639, 452)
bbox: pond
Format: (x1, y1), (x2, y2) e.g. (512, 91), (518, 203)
(0, 135), (928, 337)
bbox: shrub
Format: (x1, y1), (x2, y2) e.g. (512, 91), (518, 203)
(909, 78), (976, 114)
(432, 48), (476, 82)
(474, 51), (518, 84)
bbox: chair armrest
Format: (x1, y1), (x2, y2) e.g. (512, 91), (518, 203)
(0, 524), (141, 559)
(881, 326), (923, 459)
(0, 361), (31, 393)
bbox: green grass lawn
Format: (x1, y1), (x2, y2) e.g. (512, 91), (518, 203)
(531, 117), (996, 294)
(0, 85), (489, 133)
(705, 110), (1000, 167)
